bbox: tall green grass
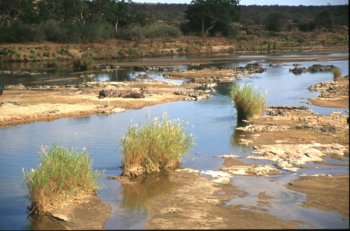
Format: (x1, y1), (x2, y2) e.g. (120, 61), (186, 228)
(24, 145), (100, 214)
(120, 114), (194, 178)
(231, 84), (266, 121)
(332, 66), (342, 81)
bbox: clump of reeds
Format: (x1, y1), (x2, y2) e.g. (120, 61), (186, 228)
(231, 84), (266, 121)
(24, 145), (100, 214)
(332, 67), (342, 81)
(120, 114), (194, 178)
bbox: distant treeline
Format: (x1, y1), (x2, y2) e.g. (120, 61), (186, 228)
(0, 0), (348, 43)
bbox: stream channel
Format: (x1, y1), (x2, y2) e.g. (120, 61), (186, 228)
(0, 54), (348, 229)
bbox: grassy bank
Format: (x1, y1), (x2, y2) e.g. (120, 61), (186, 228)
(121, 115), (194, 178)
(24, 145), (100, 214)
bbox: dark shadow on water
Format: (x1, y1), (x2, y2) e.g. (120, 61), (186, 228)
(216, 82), (236, 96)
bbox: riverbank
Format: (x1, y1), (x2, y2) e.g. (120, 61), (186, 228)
(308, 76), (349, 108)
(0, 81), (191, 127)
(0, 31), (348, 63)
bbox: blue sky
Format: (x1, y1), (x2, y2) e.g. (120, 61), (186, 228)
(132, 0), (348, 5)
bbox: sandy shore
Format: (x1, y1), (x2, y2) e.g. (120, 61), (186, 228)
(288, 175), (349, 218)
(0, 81), (192, 127)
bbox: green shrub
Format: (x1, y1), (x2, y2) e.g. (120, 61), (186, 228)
(120, 114), (194, 178)
(231, 84), (266, 121)
(24, 145), (100, 214)
(117, 24), (144, 41)
(117, 22), (181, 41)
(144, 22), (182, 39)
(332, 67), (342, 81)
(72, 57), (94, 72)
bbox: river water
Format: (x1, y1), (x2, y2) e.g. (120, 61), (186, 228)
(0, 54), (348, 229)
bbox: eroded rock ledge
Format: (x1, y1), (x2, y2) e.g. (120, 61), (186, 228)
(308, 76), (349, 108)
(235, 106), (349, 172)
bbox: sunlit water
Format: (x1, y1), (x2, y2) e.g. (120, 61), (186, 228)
(0, 55), (348, 229)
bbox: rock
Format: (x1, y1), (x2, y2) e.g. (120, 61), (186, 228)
(4, 84), (26, 90)
(174, 90), (211, 101)
(124, 92), (145, 99)
(307, 64), (335, 73)
(0, 101), (20, 107)
(136, 74), (149, 79)
(98, 90), (111, 99)
(51, 213), (70, 222)
(245, 63), (266, 73)
(289, 67), (307, 75)
(221, 164), (279, 176)
(253, 143), (347, 171)
(98, 89), (122, 99)
(320, 125), (336, 132)
(216, 154), (240, 158)
(200, 170), (232, 184)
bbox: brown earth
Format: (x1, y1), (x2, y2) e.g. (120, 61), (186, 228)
(31, 195), (111, 230)
(0, 81), (206, 127)
(115, 171), (300, 229)
(287, 175), (349, 218)
(308, 77), (349, 108)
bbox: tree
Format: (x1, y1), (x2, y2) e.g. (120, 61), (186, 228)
(92, 0), (129, 33)
(185, 0), (240, 37)
(264, 12), (283, 32)
(314, 10), (333, 28)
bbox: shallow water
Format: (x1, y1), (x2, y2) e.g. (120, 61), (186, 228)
(0, 55), (348, 229)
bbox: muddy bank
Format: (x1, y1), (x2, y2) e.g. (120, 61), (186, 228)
(308, 76), (349, 108)
(115, 171), (299, 229)
(287, 175), (349, 218)
(0, 80), (212, 127)
(31, 196), (111, 230)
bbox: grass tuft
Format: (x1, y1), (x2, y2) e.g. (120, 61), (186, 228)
(24, 145), (100, 214)
(332, 66), (342, 81)
(231, 84), (266, 121)
(120, 114), (194, 178)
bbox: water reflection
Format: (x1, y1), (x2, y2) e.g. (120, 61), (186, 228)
(120, 173), (176, 212)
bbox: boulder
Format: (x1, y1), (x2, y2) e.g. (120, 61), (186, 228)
(289, 67), (307, 75)
(124, 92), (145, 99)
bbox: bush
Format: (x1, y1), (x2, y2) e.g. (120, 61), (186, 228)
(332, 67), (342, 81)
(120, 114), (194, 178)
(143, 22), (182, 39)
(117, 22), (181, 41)
(297, 22), (316, 32)
(117, 24), (144, 41)
(231, 84), (266, 121)
(24, 145), (100, 214)
(223, 22), (240, 38)
(72, 57), (94, 72)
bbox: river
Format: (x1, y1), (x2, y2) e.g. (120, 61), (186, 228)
(0, 54), (348, 229)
